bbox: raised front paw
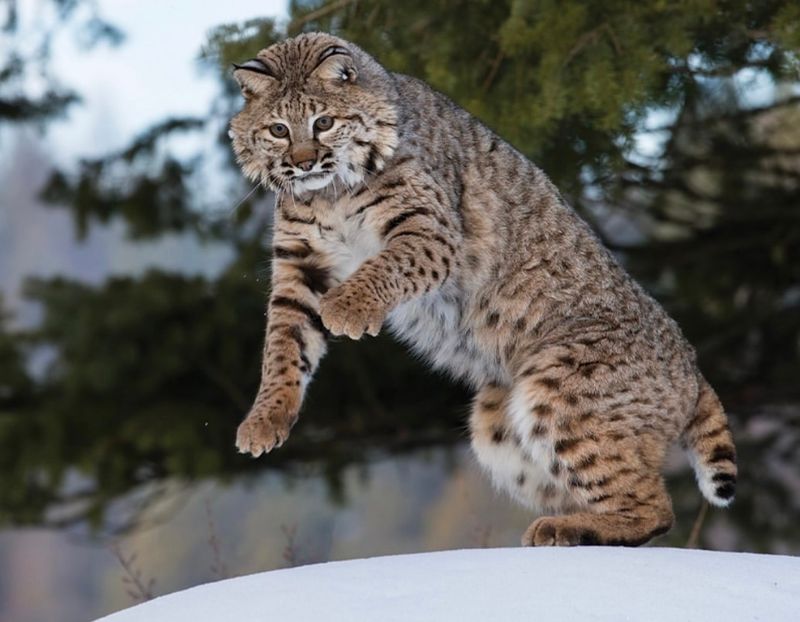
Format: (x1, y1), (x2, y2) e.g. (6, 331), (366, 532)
(319, 284), (386, 340)
(236, 390), (299, 457)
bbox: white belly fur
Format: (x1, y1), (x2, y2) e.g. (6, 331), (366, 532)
(387, 286), (506, 388)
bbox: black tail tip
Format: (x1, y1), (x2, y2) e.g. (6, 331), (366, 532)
(712, 472), (737, 501)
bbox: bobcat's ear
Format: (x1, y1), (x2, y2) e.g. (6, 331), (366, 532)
(232, 59), (278, 99)
(310, 45), (358, 84)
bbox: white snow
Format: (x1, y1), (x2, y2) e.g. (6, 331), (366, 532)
(96, 547), (800, 622)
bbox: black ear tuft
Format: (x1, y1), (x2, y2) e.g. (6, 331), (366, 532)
(318, 45), (352, 63)
(232, 58), (277, 78)
(232, 58), (278, 99)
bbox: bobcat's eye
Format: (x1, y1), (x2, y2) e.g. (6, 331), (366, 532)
(269, 123), (289, 138)
(314, 116), (334, 132)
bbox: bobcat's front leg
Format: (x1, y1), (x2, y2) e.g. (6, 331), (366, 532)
(320, 184), (459, 339)
(236, 238), (330, 457)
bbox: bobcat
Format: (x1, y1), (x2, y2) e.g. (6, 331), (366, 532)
(229, 32), (737, 546)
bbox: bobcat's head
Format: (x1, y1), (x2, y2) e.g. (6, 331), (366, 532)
(229, 32), (399, 196)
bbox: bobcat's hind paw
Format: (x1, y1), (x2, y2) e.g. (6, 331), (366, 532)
(522, 516), (599, 547)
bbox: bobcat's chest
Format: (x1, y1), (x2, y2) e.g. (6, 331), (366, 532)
(314, 210), (382, 283)
(313, 205), (505, 387)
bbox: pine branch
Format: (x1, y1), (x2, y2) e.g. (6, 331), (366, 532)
(287, 0), (356, 34)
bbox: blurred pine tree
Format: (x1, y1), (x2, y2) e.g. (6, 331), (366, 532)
(1, 0), (799, 532)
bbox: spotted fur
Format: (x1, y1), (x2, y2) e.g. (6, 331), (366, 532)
(230, 32), (737, 546)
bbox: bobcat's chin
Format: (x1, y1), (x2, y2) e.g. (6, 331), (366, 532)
(291, 172), (335, 194)
(288, 163), (364, 196)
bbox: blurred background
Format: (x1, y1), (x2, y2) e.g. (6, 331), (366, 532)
(1, 0), (799, 620)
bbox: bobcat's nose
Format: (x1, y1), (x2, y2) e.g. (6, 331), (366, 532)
(289, 145), (318, 172)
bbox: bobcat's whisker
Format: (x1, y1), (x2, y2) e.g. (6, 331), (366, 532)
(348, 161), (378, 196)
(228, 183), (260, 218)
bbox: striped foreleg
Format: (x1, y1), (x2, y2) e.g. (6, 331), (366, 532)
(319, 206), (458, 339)
(236, 244), (330, 457)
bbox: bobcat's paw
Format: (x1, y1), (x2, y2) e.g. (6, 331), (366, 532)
(236, 392), (298, 457)
(320, 284), (386, 340)
(521, 516), (599, 547)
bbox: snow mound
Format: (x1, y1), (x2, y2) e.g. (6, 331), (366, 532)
(97, 547), (800, 621)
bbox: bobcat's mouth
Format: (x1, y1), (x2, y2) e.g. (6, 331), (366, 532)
(291, 170), (334, 193)
(285, 158), (362, 194)
(299, 171), (329, 181)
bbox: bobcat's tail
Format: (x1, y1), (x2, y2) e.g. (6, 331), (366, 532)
(682, 377), (737, 507)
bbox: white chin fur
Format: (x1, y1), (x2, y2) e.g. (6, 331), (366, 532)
(292, 174), (334, 194)
(289, 165), (364, 195)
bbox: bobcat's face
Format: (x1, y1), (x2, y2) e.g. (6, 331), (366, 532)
(229, 33), (399, 196)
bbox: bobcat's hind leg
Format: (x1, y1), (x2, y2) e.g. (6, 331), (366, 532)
(521, 476), (674, 546)
(509, 347), (676, 546)
(524, 436), (676, 546)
